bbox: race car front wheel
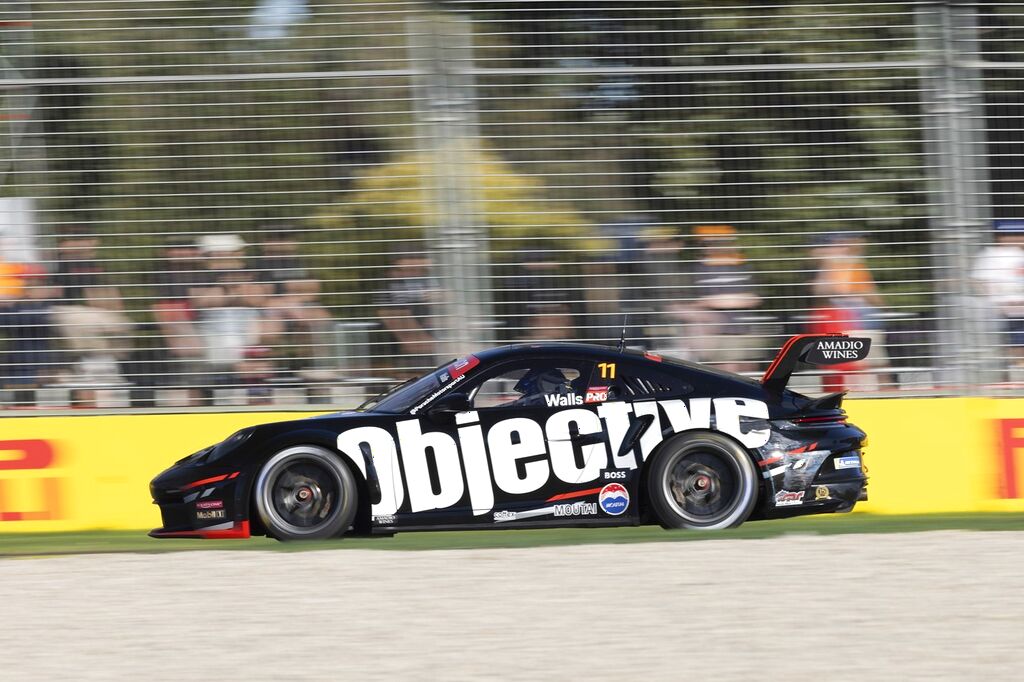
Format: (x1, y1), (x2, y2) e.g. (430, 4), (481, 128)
(254, 445), (359, 541)
(647, 432), (758, 531)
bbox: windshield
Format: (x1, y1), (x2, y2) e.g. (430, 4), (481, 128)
(357, 355), (480, 413)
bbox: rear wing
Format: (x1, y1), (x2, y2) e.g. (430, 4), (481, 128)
(761, 334), (871, 393)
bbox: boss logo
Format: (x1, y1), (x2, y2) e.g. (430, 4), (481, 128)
(338, 398), (770, 519)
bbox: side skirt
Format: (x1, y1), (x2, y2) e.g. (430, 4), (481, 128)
(369, 517), (640, 534)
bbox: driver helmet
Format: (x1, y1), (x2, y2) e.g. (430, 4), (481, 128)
(513, 367), (571, 400)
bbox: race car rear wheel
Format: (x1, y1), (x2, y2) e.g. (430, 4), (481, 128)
(647, 432), (758, 530)
(255, 445), (358, 541)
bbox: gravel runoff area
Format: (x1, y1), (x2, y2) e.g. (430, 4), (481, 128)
(3, 531), (1023, 681)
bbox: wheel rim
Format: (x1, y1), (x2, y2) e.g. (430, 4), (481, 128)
(259, 452), (344, 536)
(663, 447), (745, 525)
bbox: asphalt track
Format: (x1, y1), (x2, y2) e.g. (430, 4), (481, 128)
(3, 530), (1023, 681)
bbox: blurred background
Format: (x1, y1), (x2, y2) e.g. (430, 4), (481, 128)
(1, 0), (1023, 412)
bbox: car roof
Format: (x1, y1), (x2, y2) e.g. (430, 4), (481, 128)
(473, 342), (760, 387)
(476, 342), (635, 363)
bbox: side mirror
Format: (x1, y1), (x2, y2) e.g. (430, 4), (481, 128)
(426, 393), (471, 423)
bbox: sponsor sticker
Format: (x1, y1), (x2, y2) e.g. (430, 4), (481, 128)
(493, 510), (517, 522)
(603, 470), (627, 480)
(196, 509), (226, 520)
(774, 490), (805, 507)
(448, 355), (480, 379)
(373, 514), (397, 525)
(599, 483), (629, 516)
(195, 500), (223, 510)
(410, 372), (468, 415)
(584, 386), (609, 404)
(544, 393), (584, 408)
(814, 485), (830, 501)
(835, 455), (861, 470)
(805, 337), (871, 364)
(338, 395), (772, 518)
(553, 501), (598, 517)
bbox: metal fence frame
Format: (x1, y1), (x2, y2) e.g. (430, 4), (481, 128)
(1, 2), (1022, 412)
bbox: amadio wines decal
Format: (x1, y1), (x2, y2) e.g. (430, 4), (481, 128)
(804, 338), (871, 364)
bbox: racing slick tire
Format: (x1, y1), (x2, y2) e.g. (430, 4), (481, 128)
(254, 445), (359, 541)
(646, 432), (758, 531)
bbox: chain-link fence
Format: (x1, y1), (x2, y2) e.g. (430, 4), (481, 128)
(0, 1), (1022, 412)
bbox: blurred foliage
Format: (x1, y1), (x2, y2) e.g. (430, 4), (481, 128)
(459, 0), (947, 311)
(2, 0), (1022, 323)
(310, 146), (594, 308)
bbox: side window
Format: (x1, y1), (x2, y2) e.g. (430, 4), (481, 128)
(466, 360), (591, 409)
(587, 361), (693, 401)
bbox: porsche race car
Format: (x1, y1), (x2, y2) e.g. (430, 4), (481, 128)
(149, 334), (870, 540)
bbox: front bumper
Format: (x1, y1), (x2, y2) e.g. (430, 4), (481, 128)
(149, 463), (251, 539)
(149, 520), (251, 539)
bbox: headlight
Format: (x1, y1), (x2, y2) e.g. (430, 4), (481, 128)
(207, 429), (254, 463)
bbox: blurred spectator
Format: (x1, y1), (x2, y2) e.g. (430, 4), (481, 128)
(635, 226), (688, 344)
(49, 232), (133, 405)
(198, 232), (247, 279)
(255, 230), (334, 385)
(156, 239), (205, 299)
(192, 234), (284, 404)
(377, 255), (439, 377)
(149, 238), (206, 405)
(249, 0), (310, 40)
(596, 213), (663, 345)
(637, 227), (688, 302)
(671, 225), (761, 372)
(576, 236), (624, 344)
(973, 220), (1024, 367)
(810, 231), (888, 390)
(257, 229), (308, 284)
(508, 251), (575, 342)
(195, 275), (283, 403)
(0, 254), (27, 301)
(0, 265), (57, 406)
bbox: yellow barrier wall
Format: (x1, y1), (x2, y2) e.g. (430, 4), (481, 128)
(845, 398), (1022, 514)
(0, 413), (309, 533)
(2, 398), (1023, 533)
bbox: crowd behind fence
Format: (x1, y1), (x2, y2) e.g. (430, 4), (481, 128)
(1, 1), (1023, 411)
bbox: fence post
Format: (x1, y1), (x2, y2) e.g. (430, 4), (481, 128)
(408, 11), (493, 363)
(916, 2), (992, 393)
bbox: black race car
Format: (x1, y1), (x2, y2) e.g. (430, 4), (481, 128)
(150, 334), (870, 540)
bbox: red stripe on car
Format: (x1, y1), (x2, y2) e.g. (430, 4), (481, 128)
(547, 487), (603, 502)
(181, 474), (228, 490)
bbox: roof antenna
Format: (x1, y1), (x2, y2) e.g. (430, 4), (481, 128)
(617, 313), (628, 353)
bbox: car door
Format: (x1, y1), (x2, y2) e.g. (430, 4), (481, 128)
(460, 356), (610, 522)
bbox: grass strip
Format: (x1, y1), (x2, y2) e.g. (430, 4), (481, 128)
(2, 512), (1022, 557)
